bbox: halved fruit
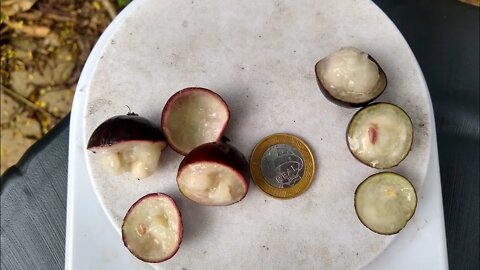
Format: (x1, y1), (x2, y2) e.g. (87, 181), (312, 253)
(161, 87), (230, 155)
(347, 103), (413, 169)
(177, 141), (249, 206)
(122, 193), (183, 263)
(354, 172), (417, 235)
(315, 47), (387, 107)
(87, 112), (167, 179)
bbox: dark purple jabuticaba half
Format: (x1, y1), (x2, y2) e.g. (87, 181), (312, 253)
(178, 141), (249, 186)
(314, 55), (387, 108)
(87, 114), (165, 150)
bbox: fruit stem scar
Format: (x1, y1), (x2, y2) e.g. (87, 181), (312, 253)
(125, 105), (138, 116)
(368, 124), (378, 144)
(221, 136), (230, 143)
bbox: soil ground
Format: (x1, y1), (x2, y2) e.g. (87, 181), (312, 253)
(1, 0), (128, 173)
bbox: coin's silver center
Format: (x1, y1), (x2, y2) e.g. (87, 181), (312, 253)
(260, 144), (305, 188)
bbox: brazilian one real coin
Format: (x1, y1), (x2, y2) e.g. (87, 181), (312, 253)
(250, 133), (315, 199)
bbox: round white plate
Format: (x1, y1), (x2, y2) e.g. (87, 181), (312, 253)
(83, 0), (432, 269)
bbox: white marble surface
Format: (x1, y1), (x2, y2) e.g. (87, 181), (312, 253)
(68, 0), (447, 269)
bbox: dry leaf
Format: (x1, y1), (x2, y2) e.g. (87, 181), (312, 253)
(1, 0), (38, 17)
(1, 0), (117, 174)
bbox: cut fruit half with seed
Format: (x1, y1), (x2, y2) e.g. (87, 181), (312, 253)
(347, 103), (413, 169)
(161, 87), (230, 155)
(177, 141), (249, 206)
(315, 47), (387, 107)
(354, 172), (417, 235)
(87, 112), (167, 179)
(122, 193), (183, 263)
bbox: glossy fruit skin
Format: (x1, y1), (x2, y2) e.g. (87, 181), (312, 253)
(161, 87), (230, 155)
(177, 141), (249, 205)
(121, 193), (183, 263)
(315, 55), (387, 108)
(354, 172), (417, 235)
(345, 102), (414, 169)
(87, 113), (166, 150)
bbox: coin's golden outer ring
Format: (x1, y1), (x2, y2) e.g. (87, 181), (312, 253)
(249, 133), (315, 199)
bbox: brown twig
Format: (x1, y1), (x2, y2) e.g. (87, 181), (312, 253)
(1, 84), (55, 119)
(3, 19), (51, 38)
(44, 12), (77, 22)
(65, 66), (81, 85)
(16, 10), (43, 21)
(100, 0), (117, 20)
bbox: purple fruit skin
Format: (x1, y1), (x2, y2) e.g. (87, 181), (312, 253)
(87, 114), (165, 150)
(177, 141), (250, 206)
(178, 142), (249, 185)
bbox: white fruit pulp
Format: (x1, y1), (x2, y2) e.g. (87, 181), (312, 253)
(96, 141), (164, 179)
(355, 173), (416, 234)
(122, 196), (180, 261)
(348, 105), (412, 168)
(165, 91), (228, 153)
(178, 162), (246, 205)
(318, 47), (380, 102)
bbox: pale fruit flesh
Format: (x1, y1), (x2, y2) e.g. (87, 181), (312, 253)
(94, 141), (165, 179)
(122, 194), (182, 262)
(318, 47), (380, 101)
(177, 162), (247, 205)
(355, 172), (417, 235)
(163, 90), (229, 155)
(347, 103), (413, 169)
(316, 47), (386, 105)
